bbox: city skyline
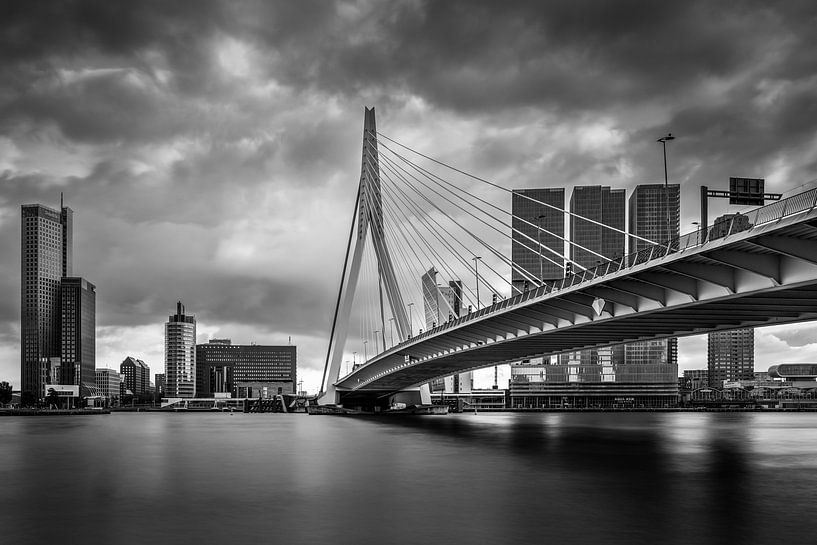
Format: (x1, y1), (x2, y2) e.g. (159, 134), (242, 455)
(3, 2), (817, 392)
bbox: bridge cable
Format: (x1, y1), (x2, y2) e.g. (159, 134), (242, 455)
(375, 158), (519, 300)
(378, 148), (592, 273)
(377, 132), (660, 247)
(378, 142), (603, 269)
(376, 151), (544, 292)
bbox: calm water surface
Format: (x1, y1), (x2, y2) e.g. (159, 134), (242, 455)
(2, 412), (817, 544)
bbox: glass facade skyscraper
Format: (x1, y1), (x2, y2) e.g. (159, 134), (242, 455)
(59, 277), (96, 393)
(628, 183), (680, 253)
(626, 184), (681, 366)
(165, 301), (196, 398)
(570, 186), (625, 270)
(511, 188), (565, 292)
(20, 202), (74, 396)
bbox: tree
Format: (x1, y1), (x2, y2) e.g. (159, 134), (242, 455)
(20, 390), (36, 408)
(45, 387), (61, 409)
(0, 381), (12, 406)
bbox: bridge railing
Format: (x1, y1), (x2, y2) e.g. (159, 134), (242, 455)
(381, 187), (817, 358)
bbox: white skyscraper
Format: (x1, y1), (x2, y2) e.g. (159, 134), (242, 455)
(165, 301), (196, 398)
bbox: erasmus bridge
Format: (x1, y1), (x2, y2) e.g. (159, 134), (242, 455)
(317, 107), (817, 408)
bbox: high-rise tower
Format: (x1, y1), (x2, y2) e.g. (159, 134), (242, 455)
(511, 188), (565, 291)
(628, 183), (680, 253)
(20, 202), (73, 396)
(59, 277), (96, 392)
(626, 184), (681, 366)
(569, 186), (625, 270)
(708, 328), (754, 387)
(165, 301), (196, 398)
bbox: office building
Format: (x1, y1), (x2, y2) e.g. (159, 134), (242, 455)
(166, 301), (196, 398)
(120, 356), (150, 396)
(95, 368), (122, 399)
(509, 361), (678, 408)
(708, 328), (754, 387)
(707, 213), (755, 386)
(628, 183), (681, 253)
(195, 339), (297, 398)
(511, 188), (565, 292)
(682, 369), (709, 390)
(20, 202), (72, 396)
(568, 186), (626, 365)
(155, 373), (166, 397)
(422, 267), (462, 328)
(59, 277), (96, 394)
(422, 268), (472, 394)
(570, 186), (625, 270)
(626, 184), (681, 367)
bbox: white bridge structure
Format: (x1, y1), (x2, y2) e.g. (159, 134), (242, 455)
(318, 108), (817, 408)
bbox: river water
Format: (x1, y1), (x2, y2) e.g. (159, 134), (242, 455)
(2, 412), (816, 544)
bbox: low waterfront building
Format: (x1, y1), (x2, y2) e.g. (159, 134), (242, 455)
(195, 339), (296, 397)
(95, 368), (122, 400)
(509, 361), (678, 408)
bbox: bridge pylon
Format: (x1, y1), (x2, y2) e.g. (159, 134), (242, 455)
(318, 107), (421, 406)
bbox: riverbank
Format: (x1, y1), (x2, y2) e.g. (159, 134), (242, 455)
(0, 408), (110, 416)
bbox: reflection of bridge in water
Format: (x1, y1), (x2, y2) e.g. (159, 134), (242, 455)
(319, 108), (817, 410)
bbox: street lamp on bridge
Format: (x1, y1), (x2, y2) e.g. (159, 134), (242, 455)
(657, 133), (676, 244)
(472, 256), (482, 308)
(407, 302), (415, 337)
(537, 214), (546, 283)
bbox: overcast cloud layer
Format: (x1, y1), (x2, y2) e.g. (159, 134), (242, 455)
(2, 0), (817, 391)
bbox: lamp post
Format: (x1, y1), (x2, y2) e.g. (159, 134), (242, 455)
(388, 317), (394, 347)
(472, 256), (482, 308)
(373, 330), (380, 353)
(407, 302), (414, 337)
(363, 340), (368, 362)
(657, 133), (676, 244)
(537, 214), (546, 284)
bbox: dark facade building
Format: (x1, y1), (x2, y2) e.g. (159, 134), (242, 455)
(195, 339), (297, 397)
(568, 186), (626, 365)
(155, 373), (166, 397)
(20, 203), (73, 396)
(628, 183), (681, 253)
(570, 186), (625, 270)
(165, 301), (196, 398)
(707, 213), (755, 385)
(626, 183), (681, 367)
(59, 277), (96, 393)
(120, 356), (150, 396)
(708, 328), (754, 387)
(511, 188), (565, 291)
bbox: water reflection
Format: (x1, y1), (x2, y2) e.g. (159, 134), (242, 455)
(2, 412), (816, 544)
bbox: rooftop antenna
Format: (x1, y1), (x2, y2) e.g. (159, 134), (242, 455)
(288, 336), (291, 345)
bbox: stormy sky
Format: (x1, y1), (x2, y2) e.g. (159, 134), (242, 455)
(2, 0), (817, 391)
